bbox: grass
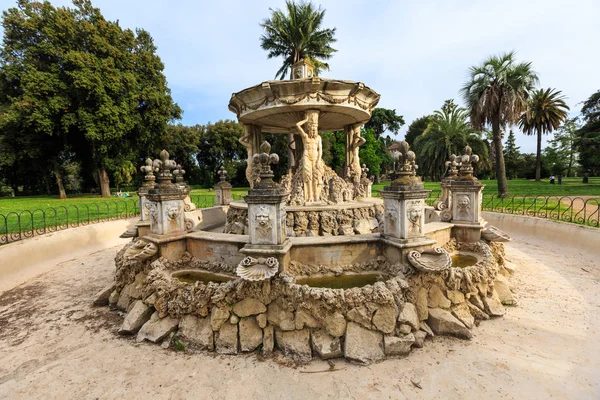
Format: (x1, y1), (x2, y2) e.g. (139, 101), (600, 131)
(1, 177), (599, 241)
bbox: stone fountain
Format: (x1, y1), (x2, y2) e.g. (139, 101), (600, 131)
(102, 62), (515, 364)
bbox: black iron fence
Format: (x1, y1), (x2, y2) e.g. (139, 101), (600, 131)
(482, 195), (600, 227)
(1, 192), (597, 245)
(0, 194), (244, 245)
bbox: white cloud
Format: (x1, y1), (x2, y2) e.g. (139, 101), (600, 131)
(2, 0), (598, 152)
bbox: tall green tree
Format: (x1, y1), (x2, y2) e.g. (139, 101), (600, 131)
(519, 88), (569, 181)
(196, 120), (247, 187)
(461, 51), (538, 197)
(364, 108), (405, 140)
(503, 130), (522, 179)
(414, 100), (490, 181)
(405, 115), (432, 148)
(0, 0), (180, 198)
(260, 0), (337, 79)
(548, 118), (579, 177)
(359, 128), (391, 180)
(574, 90), (600, 176)
(0, 0), (75, 198)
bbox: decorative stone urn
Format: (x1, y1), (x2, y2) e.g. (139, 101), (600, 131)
(381, 141), (431, 244)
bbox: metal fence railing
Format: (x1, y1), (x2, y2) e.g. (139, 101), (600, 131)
(481, 195), (600, 228)
(1, 192), (597, 245)
(0, 199), (140, 245)
(0, 193), (245, 245)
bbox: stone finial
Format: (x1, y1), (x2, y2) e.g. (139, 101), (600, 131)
(391, 141), (419, 185)
(252, 141), (279, 188)
(458, 146), (479, 178)
(218, 166), (228, 182)
(445, 154), (460, 178)
(361, 164), (369, 179)
(173, 164), (185, 184)
(140, 157), (156, 187)
(153, 149), (178, 188)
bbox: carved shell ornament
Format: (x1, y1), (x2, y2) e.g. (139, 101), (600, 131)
(124, 239), (158, 261)
(407, 247), (452, 273)
(236, 256), (279, 281)
(481, 225), (512, 242)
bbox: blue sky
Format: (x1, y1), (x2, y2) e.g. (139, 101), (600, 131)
(1, 0), (599, 153)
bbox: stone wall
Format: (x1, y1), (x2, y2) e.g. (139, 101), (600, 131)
(103, 238), (513, 364)
(224, 203), (384, 237)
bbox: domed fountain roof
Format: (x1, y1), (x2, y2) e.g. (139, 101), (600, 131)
(228, 77), (380, 133)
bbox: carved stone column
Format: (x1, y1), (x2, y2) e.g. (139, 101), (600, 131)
(215, 166), (233, 206)
(238, 141), (290, 281)
(381, 142), (431, 243)
(448, 146), (485, 242)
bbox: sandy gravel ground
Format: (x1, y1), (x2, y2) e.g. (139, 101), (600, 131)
(0, 231), (599, 400)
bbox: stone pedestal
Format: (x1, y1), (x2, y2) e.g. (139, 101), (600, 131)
(381, 185), (431, 243)
(449, 179), (484, 242)
(147, 194), (186, 236)
(215, 181), (233, 206)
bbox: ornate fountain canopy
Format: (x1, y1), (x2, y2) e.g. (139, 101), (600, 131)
(228, 78), (380, 133)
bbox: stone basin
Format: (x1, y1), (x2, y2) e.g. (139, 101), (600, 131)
(451, 253), (479, 268)
(171, 270), (235, 285)
(294, 271), (388, 289)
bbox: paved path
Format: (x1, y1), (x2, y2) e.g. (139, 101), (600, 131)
(0, 233), (598, 399)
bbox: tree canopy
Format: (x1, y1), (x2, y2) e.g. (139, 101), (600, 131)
(519, 88), (569, 181)
(0, 0), (180, 197)
(260, 0), (337, 79)
(575, 90), (600, 176)
(414, 100), (489, 181)
(460, 51), (538, 197)
(364, 108), (405, 140)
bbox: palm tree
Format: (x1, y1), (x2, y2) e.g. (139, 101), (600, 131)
(519, 88), (570, 181)
(260, 1), (337, 79)
(461, 51), (538, 197)
(414, 100), (490, 180)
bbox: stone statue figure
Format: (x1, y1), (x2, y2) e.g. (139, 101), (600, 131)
(294, 110), (323, 202)
(239, 125), (261, 188)
(348, 123), (365, 181)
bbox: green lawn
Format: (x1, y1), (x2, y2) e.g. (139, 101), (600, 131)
(1, 177), (599, 241)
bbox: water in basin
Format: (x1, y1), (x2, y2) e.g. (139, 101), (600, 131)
(451, 254), (478, 268)
(295, 272), (383, 289)
(172, 270), (234, 284)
